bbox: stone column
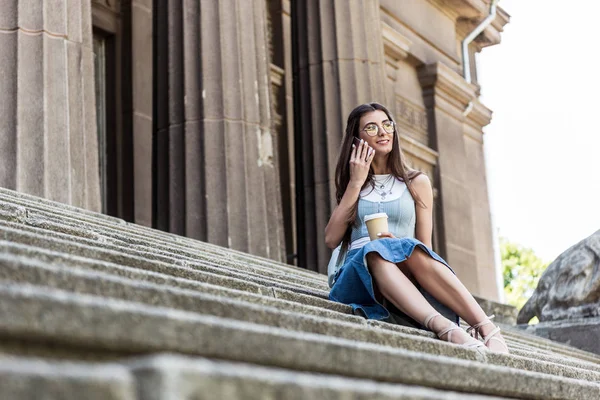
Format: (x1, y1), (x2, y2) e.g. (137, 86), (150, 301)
(154, 0), (285, 261)
(130, 0), (153, 227)
(418, 62), (483, 294)
(464, 100), (498, 299)
(292, 0), (386, 272)
(0, 0), (100, 211)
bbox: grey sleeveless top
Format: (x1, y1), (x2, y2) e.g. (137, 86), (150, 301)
(350, 188), (416, 242)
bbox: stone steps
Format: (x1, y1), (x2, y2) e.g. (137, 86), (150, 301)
(0, 203), (331, 296)
(0, 188), (324, 282)
(0, 189), (596, 358)
(1, 187), (600, 399)
(0, 356), (516, 400)
(2, 284), (600, 400)
(0, 222), (595, 367)
(3, 250), (600, 383)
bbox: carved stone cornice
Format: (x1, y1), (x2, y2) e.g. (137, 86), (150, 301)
(466, 99), (492, 129)
(418, 62), (476, 118)
(381, 22), (411, 62)
(92, 0), (120, 33)
(455, 5), (510, 49)
(429, 0), (509, 48)
(399, 135), (438, 166)
(434, 0), (493, 19)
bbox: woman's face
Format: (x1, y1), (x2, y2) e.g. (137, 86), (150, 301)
(357, 110), (395, 156)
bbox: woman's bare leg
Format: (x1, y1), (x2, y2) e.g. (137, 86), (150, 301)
(400, 248), (508, 352)
(367, 252), (478, 345)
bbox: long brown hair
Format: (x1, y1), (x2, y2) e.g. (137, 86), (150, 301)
(334, 102), (423, 257)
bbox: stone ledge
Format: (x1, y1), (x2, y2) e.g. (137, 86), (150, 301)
(3, 251), (599, 381)
(0, 200), (330, 290)
(0, 195), (528, 325)
(0, 221), (331, 299)
(0, 239), (351, 313)
(0, 358), (135, 400)
(1, 284), (599, 399)
(502, 326), (600, 364)
(517, 318), (600, 356)
(129, 353), (513, 400)
(0, 353), (513, 400)
(0, 188), (124, 224)
(0, 189), (325, 280)
(472, 296), (518, 325)
(2, 187), (600, 398)
(0, 261), (484, 362)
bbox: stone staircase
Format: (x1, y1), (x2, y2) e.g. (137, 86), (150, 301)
(0, 187), (599, 399)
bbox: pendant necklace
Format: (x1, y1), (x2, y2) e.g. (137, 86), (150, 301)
(372, 175), (395, 201)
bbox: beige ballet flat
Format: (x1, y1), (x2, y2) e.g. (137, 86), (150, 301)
(423, 312), (487, 351)
(467, 315), (509, 354)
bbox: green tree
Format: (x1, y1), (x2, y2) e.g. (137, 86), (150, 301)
(501, 237), (549, 311)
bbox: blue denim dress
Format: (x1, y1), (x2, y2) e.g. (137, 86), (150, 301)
(328, 192), (459, 327)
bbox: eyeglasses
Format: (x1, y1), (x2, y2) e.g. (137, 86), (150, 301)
(361, 120), (395, 136)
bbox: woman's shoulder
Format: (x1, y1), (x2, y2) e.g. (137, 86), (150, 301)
(409, 172), (431, 188)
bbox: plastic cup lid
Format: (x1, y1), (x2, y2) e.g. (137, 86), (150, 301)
(364, 212), (388, 222)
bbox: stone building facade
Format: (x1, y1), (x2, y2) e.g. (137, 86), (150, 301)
(0, 0), (508, 300)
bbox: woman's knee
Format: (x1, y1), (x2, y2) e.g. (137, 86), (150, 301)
(404, 248), (434, 271)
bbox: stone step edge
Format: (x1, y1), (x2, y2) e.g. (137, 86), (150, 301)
(1, 260), (488, 364)
(2, 236), (596, 374)
(0, 355), (513, 400)
(0, 250), (363, 326)
(0, 195), (523, 323)
(2, 269), (600, 388)
(0, 239), (353, 315)
(0, 211), (331, 292)
(0, 284), (598, 400)
(0, 223), (592, 368)
(0, 190), (525, 325)
(6, 248), (599, 378)
(129, 353), (514, 400)
(0, 222), (331, 299)
(501, 327), (600, 364)
(0, 190), (325, 280)
(0, 197), (592, 360)
(6, 260), (597, 382)
(0, 358), (134, 400)
(0, 208), (331, 292)
(0, 237), (344, 314)
(0, 188), (125, 224)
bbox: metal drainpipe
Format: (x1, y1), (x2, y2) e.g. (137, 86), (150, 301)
(462, 0), (500, 85)
(462, 0), (499, 117)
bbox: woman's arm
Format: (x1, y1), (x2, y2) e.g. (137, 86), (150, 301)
(324, 184), (362, 248)
(324, 140), (374, 249)
(412, 174), (434, 248)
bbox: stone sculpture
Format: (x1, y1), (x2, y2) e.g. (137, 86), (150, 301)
(517, 230), (600, 324)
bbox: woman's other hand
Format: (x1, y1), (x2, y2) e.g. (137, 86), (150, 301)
(349, 139), (375, 188)
(376, 232), (396, 239)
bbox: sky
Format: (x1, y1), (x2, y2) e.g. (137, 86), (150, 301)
(478, 0), (600, 263)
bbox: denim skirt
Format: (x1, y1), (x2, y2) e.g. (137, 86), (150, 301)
(329, 237), (459, 326)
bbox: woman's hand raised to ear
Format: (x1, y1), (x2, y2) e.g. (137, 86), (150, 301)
(349, 139), (375, 189)
(325, 138), (375, 249)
